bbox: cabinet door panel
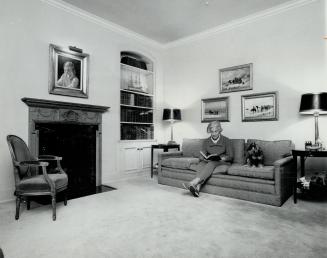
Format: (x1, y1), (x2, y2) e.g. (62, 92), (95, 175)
(141, 147), (151, 169)
(122, 147), (140, 172)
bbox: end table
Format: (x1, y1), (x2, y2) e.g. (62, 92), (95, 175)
(292, 149), (327, 203)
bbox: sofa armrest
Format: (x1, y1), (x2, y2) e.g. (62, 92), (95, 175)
(273, 155), (293, 167)
(274, 156), (295, 204)
(158, 151), (183, 165)
(157, 151), (183, 176)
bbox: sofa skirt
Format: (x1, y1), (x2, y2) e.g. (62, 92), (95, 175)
(158, 168), (282, 206)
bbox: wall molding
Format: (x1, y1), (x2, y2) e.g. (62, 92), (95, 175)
(164, 0), (317, 48)
(41, 0), (163, 50)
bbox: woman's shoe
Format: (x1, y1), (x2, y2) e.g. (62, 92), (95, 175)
(189, 185), (200, 197)
(182, 182), (200, 197)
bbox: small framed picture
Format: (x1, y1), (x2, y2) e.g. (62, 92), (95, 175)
(201, 97), (229, 122)
(241, 92), (278, 122)
(219, 63), (253, 93)
(49, 44), (89, 98)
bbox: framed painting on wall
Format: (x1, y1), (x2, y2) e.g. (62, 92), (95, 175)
(219, 63), (253, 93)
(241, 92), (278, 122)
(49, 44), (89, 98)
(201, 97), (229, 122)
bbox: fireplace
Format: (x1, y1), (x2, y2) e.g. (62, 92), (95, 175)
(22, 98), (109, 199)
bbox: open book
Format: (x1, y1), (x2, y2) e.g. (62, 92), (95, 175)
(200, 151), (221, 161)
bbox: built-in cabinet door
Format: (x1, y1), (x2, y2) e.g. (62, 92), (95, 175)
(121, 146), (140, 172)
(119, 142), (156, 173)
(140, 146), (151, 169)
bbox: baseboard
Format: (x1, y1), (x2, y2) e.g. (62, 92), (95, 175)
(103, 170), (149, 184)
(0, 188), (15, 204)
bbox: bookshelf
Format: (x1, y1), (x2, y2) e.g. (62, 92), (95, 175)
(120, 52), (154, 140)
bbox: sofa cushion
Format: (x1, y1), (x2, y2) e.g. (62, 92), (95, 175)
(212, 164), (229, 174)
(247, 139), (294, 165)
(161, 157), (200, 170)
(227, 164), (274, 180)
(189, 162), (229, 174)
(182, 138), (205, 158)
(231, 139), (245, 164)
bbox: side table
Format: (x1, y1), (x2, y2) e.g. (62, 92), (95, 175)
(292, 149), (327, 203)
(151, 144), (180, 178)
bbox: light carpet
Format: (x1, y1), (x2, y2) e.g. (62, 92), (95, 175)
(0, 176), (326, 258)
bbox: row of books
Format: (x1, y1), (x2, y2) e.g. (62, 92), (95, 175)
(121, 108), (153, 123)
(121, 92), (152, 107)
(121, 125), (154, 140)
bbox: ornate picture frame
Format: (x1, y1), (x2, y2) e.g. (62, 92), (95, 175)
(219, 63), (253, 93)
(241, 92), (278, 122)
(49, 44), (89, 98)
(201, 97), (230, 122)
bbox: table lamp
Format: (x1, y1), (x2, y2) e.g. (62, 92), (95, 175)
(299, 92), (327, 148)
(163, 108), (181, 145)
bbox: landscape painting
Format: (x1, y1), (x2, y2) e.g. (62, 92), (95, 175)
(241, 92), (278, 122)
(219, 63), (253, 93)
(201, 97), (229, 122)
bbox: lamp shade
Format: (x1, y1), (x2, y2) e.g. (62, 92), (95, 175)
(299, 93), (327, 115)
(163, 108), (181, 121)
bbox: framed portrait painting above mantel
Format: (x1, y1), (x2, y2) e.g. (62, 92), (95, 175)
(201, 97), (229, 122)
(49, 44), (89, 98)
(241, 92), (278, 122)
(219, 63), (253, 93)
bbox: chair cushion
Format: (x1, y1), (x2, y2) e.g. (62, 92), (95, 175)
(161, 157), (200, 170)
(227, 164), (274, 180)
(231, 139), (245, 164)
(182, 138), (205, 158)
(17, 173), (68, 191)
(247, 139), (294, 165)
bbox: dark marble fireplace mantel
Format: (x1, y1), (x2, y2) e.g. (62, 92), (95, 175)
(22, 97), (110, 189)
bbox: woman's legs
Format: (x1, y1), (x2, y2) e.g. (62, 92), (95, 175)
(184, 161), (224, 197)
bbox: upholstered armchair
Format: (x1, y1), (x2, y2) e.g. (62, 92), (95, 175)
(7, 135), (68, 221)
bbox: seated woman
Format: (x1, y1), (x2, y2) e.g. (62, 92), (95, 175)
(183, 120), (233, 197)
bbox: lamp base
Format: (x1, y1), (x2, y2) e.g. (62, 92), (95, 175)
(167, 140), (177, 145)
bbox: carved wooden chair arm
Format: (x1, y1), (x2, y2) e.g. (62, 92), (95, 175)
(38, 155), (62, 161)
(38, 155), (66, 174)
(15, 160), (49, 167)
(41, 166), (56, 192)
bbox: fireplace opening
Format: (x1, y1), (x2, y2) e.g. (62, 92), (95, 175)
(36, 122), (100, 200)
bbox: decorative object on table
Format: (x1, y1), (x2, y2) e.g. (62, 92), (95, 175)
(304, 141), (312, 150)
(297, 172), (327, 197)
(201, 97), (229, 122)
(299, 92), (327, 150)
(219, 63), (253, 93)
(241, 91), (278, 122)
(163, 108), (182, 144)
(49, 44), (89, 98)
(245, 142), (264, 167)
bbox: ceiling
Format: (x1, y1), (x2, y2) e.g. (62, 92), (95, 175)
(62, 0), (293, 44)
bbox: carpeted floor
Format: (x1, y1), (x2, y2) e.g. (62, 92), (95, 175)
(0, 176), (326, 258)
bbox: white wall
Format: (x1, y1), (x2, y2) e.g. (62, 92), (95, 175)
(0, 0), (164, 202)
(163, 0), (327, 157)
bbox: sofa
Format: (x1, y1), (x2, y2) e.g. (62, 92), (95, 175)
(157, 138), (295, 206)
